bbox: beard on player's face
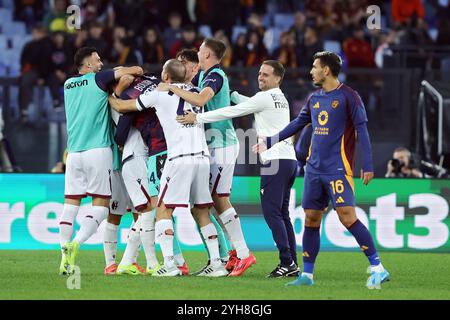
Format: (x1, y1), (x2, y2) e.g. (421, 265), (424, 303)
(312, 73), (325, 87)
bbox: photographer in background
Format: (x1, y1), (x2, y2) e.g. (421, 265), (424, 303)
(385, 147), (423, 178)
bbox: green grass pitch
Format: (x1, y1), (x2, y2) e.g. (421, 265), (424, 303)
(0, 250), (449, 300)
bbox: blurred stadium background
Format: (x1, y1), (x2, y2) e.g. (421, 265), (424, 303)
(0, 0), (449, 175)
(0, 0), (449, 299)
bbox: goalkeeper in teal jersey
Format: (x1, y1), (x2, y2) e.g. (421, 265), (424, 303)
(58, 47), (143, 275)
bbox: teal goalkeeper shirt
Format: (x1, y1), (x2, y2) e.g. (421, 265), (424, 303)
(198, 66), (238, 149)
(64, 71), (115, 153)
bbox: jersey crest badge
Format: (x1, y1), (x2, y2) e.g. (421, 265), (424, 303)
(332, 100), (339, 109)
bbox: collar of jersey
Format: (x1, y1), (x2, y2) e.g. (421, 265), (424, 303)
(203, 64), (221, 77)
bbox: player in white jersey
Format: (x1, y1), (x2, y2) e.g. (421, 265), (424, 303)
(178, 60), (301, 277)
(59, 47), (143, 275)
(109, 59), (228, 277)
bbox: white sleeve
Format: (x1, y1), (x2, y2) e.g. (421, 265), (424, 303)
(230, 91), (250, 104)
(196, 92), (266, 124)
(136, 90), (158, 111)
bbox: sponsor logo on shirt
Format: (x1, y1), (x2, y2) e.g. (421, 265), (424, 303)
(65, 79), (88, 90)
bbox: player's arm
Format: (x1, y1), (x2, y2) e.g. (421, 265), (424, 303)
(113, 66), (143, 80)
(96, 67), (143, 92)
(114, 74), (135, 97)
(158, 72), (223, 107)
(268, 104), (311, 147)
(108, 95), (138, 113)
(177, 93), (265, 124)
(166, 85), (214, 107)
(253, 104), (311, 154)
(230, 91), (250, 104)
(348, 90), (374, 185)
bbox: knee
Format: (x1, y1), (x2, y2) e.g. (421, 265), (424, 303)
(337, 210), (357, 228)
(339, 215), (356, 229)
(305, 214), (321, 227)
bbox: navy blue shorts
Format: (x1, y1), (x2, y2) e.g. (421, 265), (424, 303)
(301, 171), (355, 210)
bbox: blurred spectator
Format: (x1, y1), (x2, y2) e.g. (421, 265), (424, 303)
(342, 0), (368, 29)
(163, 12), (183, 54)
(141, 27), (165, 65)
(0, 112), (21, 172)
(231, 33), (248, 66)
(14, 0), (45, 32)
(49, 31), (74, 107)
(82, 0), (113, 26)
(169, 25), (201, 58)
(385, 147), (423, 178)
(343, 24), (376, 68)
(316, 0), (344, 40)
(42, 0), (70, 33)
(213, 30), (232, 67)
(246, 12), (266, 39)
(111, 0), (143, 38)
(83, 22), (109, 60)
(396, 17), (433, 70)
(375, 30), (398, 69)
(272, 31), (297, 69)
(19, 25), (60, 120)
(209, 0), (240, 40)
(436, 19), (450, 46)
(297, 26), (323, 67)
(289, 11), (307, 50)
(245, 30), (268, 66)
(74, 26), (89, 50)
(110, 38), (139, 66)
(391, 0), (425, 25)
(112, 25), (127, 42)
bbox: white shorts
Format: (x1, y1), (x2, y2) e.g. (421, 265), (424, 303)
(110, 170), (132, 215)
(65, 147), (112, 199)
(209, 144), (239, 197)
(158, 155), (213, 208)
(122, 155), (151, 211)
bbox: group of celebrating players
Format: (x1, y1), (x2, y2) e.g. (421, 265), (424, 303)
(59, 38), (256, 278)
(58, 36), (390, 288)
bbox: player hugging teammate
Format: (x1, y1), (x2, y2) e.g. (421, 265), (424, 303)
(60, 42), (255, 278)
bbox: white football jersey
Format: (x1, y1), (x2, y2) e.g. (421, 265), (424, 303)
(136, 83), (209, 160)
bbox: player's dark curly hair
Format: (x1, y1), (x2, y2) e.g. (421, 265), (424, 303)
(176, 49), (199, 64)
(74, 47), (97, 70)
(313, 51), (342, 77)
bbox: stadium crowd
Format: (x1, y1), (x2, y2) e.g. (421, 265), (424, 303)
(8, 0), (450, 117)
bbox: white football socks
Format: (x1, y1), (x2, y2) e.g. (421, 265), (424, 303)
(200, 223), (221, 267)
(59, 204), (79, 246)
(73, 206), (108, 244)
(155, 219), (176, 268)
(103, 221), (119, 267)
(140, 211), (159, 269)
(219, 207), (249, 259)
(120, 219), (142, 266)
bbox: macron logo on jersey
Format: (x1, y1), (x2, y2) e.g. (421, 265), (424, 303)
(65, 79), (88, 90)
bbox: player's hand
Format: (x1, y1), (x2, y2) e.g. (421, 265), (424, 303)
(176, 111), (196, 124)
(361, 170), (374, 185)
(157, 83), (171, 91)
(252, 136), (268, 153)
